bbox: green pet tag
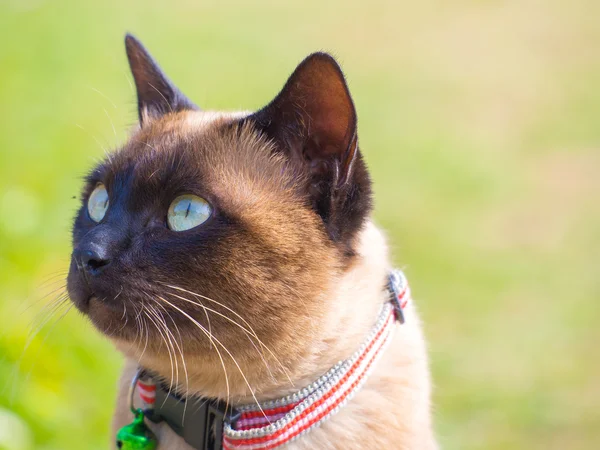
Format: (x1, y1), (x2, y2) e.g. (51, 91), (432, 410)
(116, 408), (157, 450)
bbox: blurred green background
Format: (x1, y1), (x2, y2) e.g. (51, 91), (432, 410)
(1, 0), (599, 449)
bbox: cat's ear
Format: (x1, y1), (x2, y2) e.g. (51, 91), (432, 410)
(125, 34), (198, 124)
(249, 53), (372, 250)
(252, 53), (358, 188)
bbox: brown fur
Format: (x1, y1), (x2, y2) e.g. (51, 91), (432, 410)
(67, 36), (437, 449)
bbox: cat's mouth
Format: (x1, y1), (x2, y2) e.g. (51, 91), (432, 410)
(87, 295), (126, 319)
(67, 259), (139, 338)
(88, 295), (123, 312)
(83, 292), (153, 341)
(66, 262), (200, 344)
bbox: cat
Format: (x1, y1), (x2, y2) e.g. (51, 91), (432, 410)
(66, 34), (437, 450)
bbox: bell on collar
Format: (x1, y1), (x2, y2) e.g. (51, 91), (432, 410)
(116, 408), (157, 450)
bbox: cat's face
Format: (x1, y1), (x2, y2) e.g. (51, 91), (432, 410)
(66, 35), (371, 387)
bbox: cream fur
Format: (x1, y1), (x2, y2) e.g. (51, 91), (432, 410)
(183, 110), (250, 130)
(112, 221), (437, 449)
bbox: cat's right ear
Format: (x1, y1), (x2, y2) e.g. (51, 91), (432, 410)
(125, 34), (198, 125)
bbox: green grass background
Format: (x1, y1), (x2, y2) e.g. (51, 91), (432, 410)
(1, 1), (599, 449)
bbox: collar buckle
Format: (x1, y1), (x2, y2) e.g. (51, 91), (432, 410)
(205, 402), (241, 450)
(145, 379), (240, 450)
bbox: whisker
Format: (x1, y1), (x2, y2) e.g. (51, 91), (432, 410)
(19, 284), (67, 317)
(156, 296), (268, 420)
(103, 108), (118, 140)
(36, 271), (69, 289)
(134, 301), (145, 322)
(141, 314), (150, 362)
(153, 301), (190, 421)
(156, 295), (232, 416)
(154, 303), (188, 379)
(130, 302), (143, 352)
(118, 301), (129, 333)
(88, 86), (118, 109)
(74, 123), (112, 163)
(147, 303), (180, 399)
(143, 308), (176, 402)
(163, 285), (293, 386)
(122, 70), (134, 96)
(166, 292), (276, 383)
(8, 301), (73, 403)
(114, 286), (124, 302)
(132, 301), (150, 365)
(24, 294), (70, 349)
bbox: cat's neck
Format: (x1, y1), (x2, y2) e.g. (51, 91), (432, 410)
(228, 220), (391, 404)
(277, 221), (391, 396)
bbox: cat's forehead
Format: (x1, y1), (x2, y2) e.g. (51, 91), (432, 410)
(182, 110), (250, 131)
(99, 110), (301, 216)
(109, 110), (254, 179)
(134, 110), (250, 138)
(132, 110), (247, 146)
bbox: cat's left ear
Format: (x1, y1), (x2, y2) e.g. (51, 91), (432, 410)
(249, 53), (372, 250)
(125, 34), (198, 124)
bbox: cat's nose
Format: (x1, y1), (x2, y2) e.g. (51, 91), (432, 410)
(75, 246), (111, 275)
(72, 224), (125, 276)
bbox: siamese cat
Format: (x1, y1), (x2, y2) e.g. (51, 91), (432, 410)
(66, 34), (437, 449)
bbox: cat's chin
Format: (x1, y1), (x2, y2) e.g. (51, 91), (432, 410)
(86, 296), (138, 340)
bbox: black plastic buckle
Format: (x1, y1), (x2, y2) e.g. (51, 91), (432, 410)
(145, 381), (240, 450)
(205, 402), (241, 450)
(388, 270), (406, 324)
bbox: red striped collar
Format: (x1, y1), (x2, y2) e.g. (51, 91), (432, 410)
(134, 269), (411, 450)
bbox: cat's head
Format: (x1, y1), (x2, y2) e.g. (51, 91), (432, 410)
(67, 35), (372, 394)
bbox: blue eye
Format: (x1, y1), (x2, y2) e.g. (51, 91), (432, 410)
(167, 195), (212, 231)
(88, 183), (109, 223)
